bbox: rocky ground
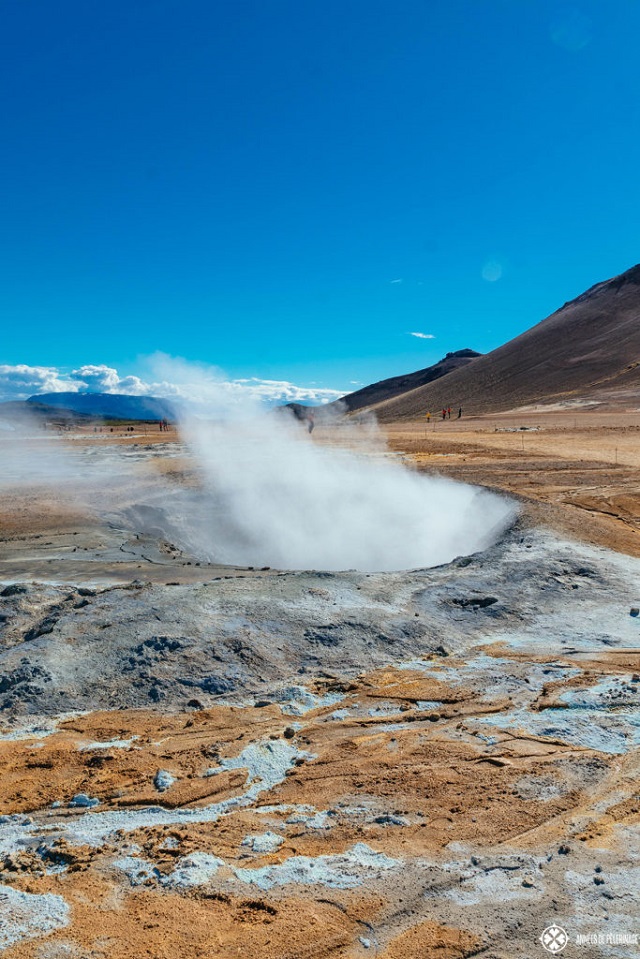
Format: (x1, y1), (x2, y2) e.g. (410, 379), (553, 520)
(384, 410), (640, 560)
(1, 423), (639, 958)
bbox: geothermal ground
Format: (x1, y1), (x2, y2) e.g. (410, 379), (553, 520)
(1, 413), (640, 958)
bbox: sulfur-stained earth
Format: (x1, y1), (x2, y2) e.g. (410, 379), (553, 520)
(1, 428), (640, 958)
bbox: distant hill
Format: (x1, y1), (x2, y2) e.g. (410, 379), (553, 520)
(329, 349), (481, 414)
(284, 349), (481, 422)
(25, 392), (177, 421)
(368, 263), (640, 419)
(0, 400), (93, 424)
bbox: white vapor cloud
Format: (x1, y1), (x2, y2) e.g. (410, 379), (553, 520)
(0, 357), (516, 573)
(166, 357), (516, 571)
(408, 332), (435, 340)
(0, 363), (344, 407)
(390, 278), (403, 284)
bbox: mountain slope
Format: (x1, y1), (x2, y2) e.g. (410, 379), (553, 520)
(369, 264), (640, 419)
(284, 349), (481, 424)
(329, 349), (481, 413)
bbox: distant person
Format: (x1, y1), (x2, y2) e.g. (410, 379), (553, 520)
(458, 407), (462, 419)
(426, 411), (431, 423)
(307, 412), (315, 434)
(442, 408), (446, 420)
(447, 406), (451, 419)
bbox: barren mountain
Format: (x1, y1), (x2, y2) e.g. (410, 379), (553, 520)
(330, 348), (481, 413)
(368, 263), (640, 419)
(283, 350), (480, 427)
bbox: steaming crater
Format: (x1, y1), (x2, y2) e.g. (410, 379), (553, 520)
(128, 422), (515, 572)
(0, 406), (515, 573)
(127, 484), (513, 572)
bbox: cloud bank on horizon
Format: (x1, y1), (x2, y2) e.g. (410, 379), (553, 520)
(0, 363), (345, 407)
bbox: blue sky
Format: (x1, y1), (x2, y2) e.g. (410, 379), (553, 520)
(2, 0), (640, 400)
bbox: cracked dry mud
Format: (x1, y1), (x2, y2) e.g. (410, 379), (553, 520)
(1, 432), (640, 958)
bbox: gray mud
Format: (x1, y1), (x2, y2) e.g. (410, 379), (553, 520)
(1, 526), (639, 719)
(1, 502), (640, 957)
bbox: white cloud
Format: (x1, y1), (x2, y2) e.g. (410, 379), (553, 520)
(70, 364), (149, 394)
(0, 363), (345, 407)
(212, 377), (343, 405)
(390, 278), (403, 284)
(0, 364), (80, 400)
(408, 332), (435, 340)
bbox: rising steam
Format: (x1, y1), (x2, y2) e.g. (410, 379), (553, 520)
(0, 359), (516, 572)
(176, 406), (514, 571)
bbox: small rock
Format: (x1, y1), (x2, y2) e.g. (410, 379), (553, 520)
(241, 831), (284, 853)
(558, 844), (570, 855)
(630, 608), (639, 617)
(160, 837), (180, 851)
(374, 814), (407, 826)
(594, 876), (605, 885)
(154, 770), (175, 792)
(1, 584), (28, 597)
(69, 793), (100, 808)
(359, 938), (372, 949)
(283, 727), (296, 739)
